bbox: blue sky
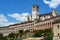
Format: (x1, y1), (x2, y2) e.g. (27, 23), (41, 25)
(0, 0), (60, 27)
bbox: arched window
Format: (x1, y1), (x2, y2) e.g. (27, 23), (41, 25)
(33, 6), (35, 8)
(57, 25), (59, 29)
(58, 33), (59, 36)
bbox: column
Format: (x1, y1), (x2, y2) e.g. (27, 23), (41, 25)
(50, 22), (52, 28)
(48, 22), (50, 28)
(46, 23), (48, 28)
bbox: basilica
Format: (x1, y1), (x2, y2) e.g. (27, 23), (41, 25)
(0, 4), (60, 40)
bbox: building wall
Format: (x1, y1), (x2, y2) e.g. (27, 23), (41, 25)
(53, 23), (60, 37)
(0, 15), (60, 36)
(53, 23), (60, 40)
(0, 20), (53, 36)
(22, 37), (44, 40)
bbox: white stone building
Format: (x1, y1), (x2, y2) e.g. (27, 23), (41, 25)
(0, 4), (60, 37)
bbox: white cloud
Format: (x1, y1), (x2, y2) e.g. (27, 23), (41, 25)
(0, 14), (15, 27)
(0, 14), (9, 27)
(0, 13), (30, 27)
(43, 0), (60, 8)
(8, 13), (30, 22)
(22, 13), (29, 16)
(44, 0), (50, 4)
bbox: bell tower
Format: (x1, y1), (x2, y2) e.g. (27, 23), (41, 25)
(32, 4), (39, 21)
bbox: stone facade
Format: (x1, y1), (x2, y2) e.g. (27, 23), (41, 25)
(27, 4), (58, 21)
(0, 4), (60, 37)
(23, 37), (44, 40)
(53, 22), (60, 40)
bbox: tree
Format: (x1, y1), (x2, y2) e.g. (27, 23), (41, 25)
(0, 33), (8, 40)
(33, 30), (44, 37)
(44, 29), (53, 40)
(33, 29), (53, 40)
(24, 30), (30, 34)
(8, 32), (15, 40)
(0, 33), (3, 40)
(19, 30), (24, 40)
(3, 36), (8, 40)
(24, 30), (30, 38)
(19, 30), (30, 40)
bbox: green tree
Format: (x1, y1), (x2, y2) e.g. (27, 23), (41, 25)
(33, 30), (44, 37)
(24, 30), (30, 38)
(8, 32), (15, 40)
(3, 36), (8, 40)
(44, 29), (53, 40)
(33, 29), (53, 40)
(24, 30), (30, 34)
(0, 33), (3, 40)
(15, 33), (19, 40)
(19, 30), (30, 40)
(19, 30), (24, 40)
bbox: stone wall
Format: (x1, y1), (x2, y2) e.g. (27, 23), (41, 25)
(23, 37), (44, 40)
(53, 37), (60, 40)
